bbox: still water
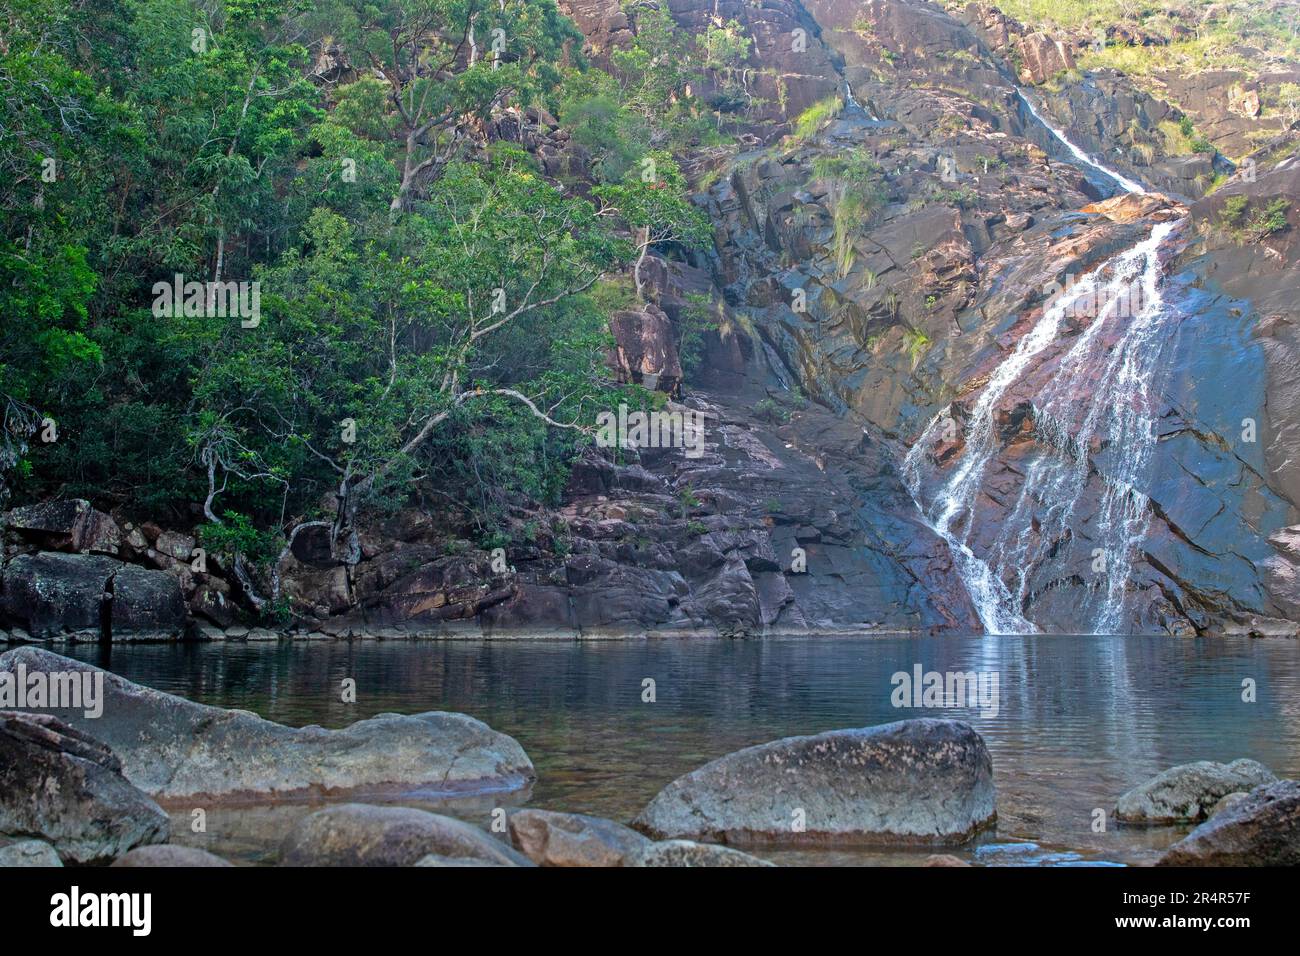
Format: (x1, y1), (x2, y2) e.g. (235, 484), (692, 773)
(65, 634), (1300, 866)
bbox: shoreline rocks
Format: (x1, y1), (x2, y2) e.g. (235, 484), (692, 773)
(279, 804), (533, 867)
(112, 845), (234, 867)
(0, 710), (169, 863)
(0, 646), (534, 802)
(1115, 759), (1277, 825)
(1157, 780), (1300, 866)
(508, 808), (652, 867)
(633, 718), (996, 847)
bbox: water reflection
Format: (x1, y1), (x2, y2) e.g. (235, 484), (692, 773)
(63, 634), (1300, 866)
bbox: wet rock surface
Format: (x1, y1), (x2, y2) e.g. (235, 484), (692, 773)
(633, 718), (996, 846)
(1115, 759), (1278, 824)
(0, 647), (534, 801)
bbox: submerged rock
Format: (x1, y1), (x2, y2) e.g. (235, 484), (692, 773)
(0, 839), (63, 867)
(112, 845), (233, 867)
(0, 710), (169, 863)
(633, 718), (996, 846)
(629, 840), (774, 867)
(508, 808), (651, 867)
(1157, 780), (1300, 866)
(1115, 759), (1277, 825)
(279, 804), (533, 867)
(0, 647), (534, 800)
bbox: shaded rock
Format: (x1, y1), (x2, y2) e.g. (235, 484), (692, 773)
(923, 853), (972, 866)
(112, 845), (233, 867)
(279, 804), (533, 867)
(0, 710), (169, 863)
(0, 647), (534, 800)
(1, 552), (117, 640)
(4, 499), (122, 555)
(1115, 759), (1277, 825)
(629, 840), (774, 867)
(0, 552), (186, 641)
(109, 565), (187, 640)
(0, 839), (62, 867)
(633, 719), (996, 846)
(508, 808), (651, 866)
(1157, 780), (1300, 866)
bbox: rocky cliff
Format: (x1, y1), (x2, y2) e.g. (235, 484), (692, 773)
(3, 0), (1298, 639)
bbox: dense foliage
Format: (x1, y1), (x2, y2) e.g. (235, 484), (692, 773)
(0, 0), (714, 586)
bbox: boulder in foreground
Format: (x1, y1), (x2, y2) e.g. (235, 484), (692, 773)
(633, 718), (996, 846)
(508, 808), (651, 867)
(112, 845), (233, 867)
(1115, 759), (1277, 825)
(279, 804), (532, 867)
(0, 646), (533, 800)
(1157, 780), (1300, 866)
(629, 840), (774, 867)
(0, 710), (169, 862)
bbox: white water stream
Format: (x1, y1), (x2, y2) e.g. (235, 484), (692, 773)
(902, 97), (1182, 634)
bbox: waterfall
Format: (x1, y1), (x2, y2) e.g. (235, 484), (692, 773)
(902, 100), (1181, 634)
(1016, 90), (1147, 196)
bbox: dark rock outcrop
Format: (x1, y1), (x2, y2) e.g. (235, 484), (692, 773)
(1, 551), (186, 641)
(633, 718), (996, 846)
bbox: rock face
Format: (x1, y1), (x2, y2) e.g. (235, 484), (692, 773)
(112, 845), (233, 867)
(1116, 760), (1277, 825)
(1, 551), (186, 641)
(606, 304), (684, 394)
(629, 840), (775, 867)
(633, 718), (996, 846)
(1016, 32), (1076, 86)
(0, 710), (169, 863)
(4, 500), (122, 555)
(279, 804), (533, 867)
(0, 647), (534, 800)
(508, 808), (652, 866)
(1157, 780), (1300, 866)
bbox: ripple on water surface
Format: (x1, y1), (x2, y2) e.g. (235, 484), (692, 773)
(64, 634), (1300, 866)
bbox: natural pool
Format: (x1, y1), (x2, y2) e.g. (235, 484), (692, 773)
(63, 634), (1300, 866)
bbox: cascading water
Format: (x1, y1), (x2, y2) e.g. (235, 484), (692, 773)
(902, 97), (1184, 635)
(1016, 90), (1147, 196)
